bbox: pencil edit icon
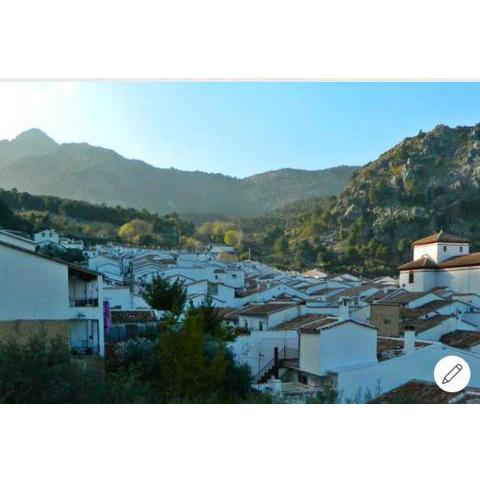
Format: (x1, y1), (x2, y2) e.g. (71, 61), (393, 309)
(442, 364), (462, 384)
(434, 355), (471, 393)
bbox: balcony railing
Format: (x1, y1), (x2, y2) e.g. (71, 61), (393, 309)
(69, 298), (99, 307)
(71, 345), (100, 356)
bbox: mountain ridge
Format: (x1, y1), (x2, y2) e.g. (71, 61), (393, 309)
(232, 123), (480, 275)
(0, 129), (358, 217)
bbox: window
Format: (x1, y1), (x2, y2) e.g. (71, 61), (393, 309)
(232, 274), (237, 278)
(408, 271), (414, 284)
(259, 322), (264, 331)
(460, 246), (463, 252)
(298, 373), (308, 385)
(443, 245), (447, 252)
(383, 319), (392, 325)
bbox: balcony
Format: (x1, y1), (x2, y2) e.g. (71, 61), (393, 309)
(71, 345), (100, 356)
(69, 298), (99, 307)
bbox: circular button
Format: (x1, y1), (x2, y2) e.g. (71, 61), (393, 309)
(434, 355), (471, 393)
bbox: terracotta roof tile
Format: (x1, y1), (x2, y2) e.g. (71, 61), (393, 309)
(440, 330), (480, 349)
(412, 231), (470, 246)
(439, 252), (480, 268)
(111, 310), (157, 324)
(236, 302), (298, 316)
(373, 381), (480, 403)
(398, 256), (438, 271)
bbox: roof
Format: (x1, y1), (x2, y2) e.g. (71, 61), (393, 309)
(398, 256), (438, 271)
(111, 310), (157, 324)
(440, 330), (480, 349)
(372, 381), (480, 403)
(271, 313), (332, 331)
(412, 231), (470, 246)
(377, 337), (431, 361)
(438, 252), (480, 269)
(327, 284), (380, 301)
(236, 302), (298, 316)
(215, 307), (239, 321)
(379, 291), (431, 305)
(301, 318), (377, 334)
(400, 300), (453, 319)
(401, 314), (453, 333)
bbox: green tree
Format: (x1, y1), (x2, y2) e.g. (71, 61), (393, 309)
(0, 333), (102, 403)
(142, 276), (187, 314)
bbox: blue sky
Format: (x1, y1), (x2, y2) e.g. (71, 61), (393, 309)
(2, 82), (480, 177)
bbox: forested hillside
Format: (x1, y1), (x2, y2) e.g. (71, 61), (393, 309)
(0, 129), (357, 217)
(229, 124), (480, 275)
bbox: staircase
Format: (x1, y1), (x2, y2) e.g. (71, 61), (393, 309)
(253, 347), (298, 384)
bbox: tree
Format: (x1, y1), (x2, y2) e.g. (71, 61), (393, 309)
(273, 236), (289, 259)
(0, 333), (102, 403)
(224, 229), (242, 248)
(118, 219), (153, 244)
(142, 276), (187, 314)
(187, 300), (236, 341)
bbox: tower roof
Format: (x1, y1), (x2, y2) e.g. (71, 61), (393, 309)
(398, 256), (439, 271)
(412, 231), (470, 246)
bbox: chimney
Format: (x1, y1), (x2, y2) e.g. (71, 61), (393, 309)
(339, 298), (350, 321)
(403, 326), (416, 354)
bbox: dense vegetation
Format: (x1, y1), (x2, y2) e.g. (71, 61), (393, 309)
(0, 128), (356, 217)
(0, 304), (267, 404)
(5, 124), (480, 278)
(0, 188), (195, 247)
(212, 124), (480, 276)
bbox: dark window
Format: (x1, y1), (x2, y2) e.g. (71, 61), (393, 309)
(408, 271), (414, 284)
(298, 373), (308, 385)
(460, 246), (463, 252)
(383, 319), (392, 325)
(443, 246), (447, 252)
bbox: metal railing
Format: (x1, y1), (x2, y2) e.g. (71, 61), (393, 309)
(253, 346), (298, 384)
(69, 298), (99, 307)
(71, 345), (100, 356)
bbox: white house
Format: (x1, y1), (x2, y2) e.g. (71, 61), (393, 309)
(236, 302), (303, 331)
(88, 254), (124, 283)
(285, 317), (480, 402)
(0, 230), (105, 356)
(34, 229), (60, 247)
(399, 231), (480, 294)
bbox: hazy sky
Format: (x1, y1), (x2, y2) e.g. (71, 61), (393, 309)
(2, 81), (480, 178)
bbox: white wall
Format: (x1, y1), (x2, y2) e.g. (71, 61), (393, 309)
(413, 242), (469, 263)
(336, 343), (480, 403)
(299, 333), (321, 375)
(437, 267), (480, 294)
(0, 244), (70, 320)
(319, 323), (377, 375)
(400, 270), (437, 292)
(103, 286), (133, 309)
(230, 330), (298, 377)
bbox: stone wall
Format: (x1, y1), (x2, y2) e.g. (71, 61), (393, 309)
(370, 303), (401, 336)
(0, 320), (70, 345)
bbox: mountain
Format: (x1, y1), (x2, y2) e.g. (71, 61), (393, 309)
(0, 129), (358, 217)
(242, 166), (357, 211)
(234, 123), (480, 275)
